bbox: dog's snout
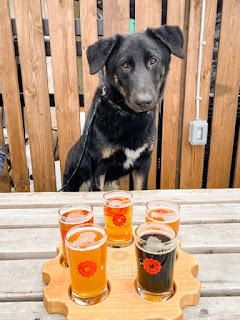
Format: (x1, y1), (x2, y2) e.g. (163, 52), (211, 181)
(135, 93), (152, 107)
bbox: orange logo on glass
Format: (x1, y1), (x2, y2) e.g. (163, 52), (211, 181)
(143, 258), (162, 275)
(112, 214), (126, 226)
(77, 261), (97, 277)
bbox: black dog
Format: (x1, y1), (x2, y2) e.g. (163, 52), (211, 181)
(63, 25), (185, 191)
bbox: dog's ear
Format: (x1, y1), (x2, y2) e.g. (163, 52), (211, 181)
(149, 25), (185, 59)
(87, 37), (117, 74)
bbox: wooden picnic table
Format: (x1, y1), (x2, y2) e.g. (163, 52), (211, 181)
(0, 189), (239, 319)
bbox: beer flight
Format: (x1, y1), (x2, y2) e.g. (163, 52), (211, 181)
(58, 191), (180, 305)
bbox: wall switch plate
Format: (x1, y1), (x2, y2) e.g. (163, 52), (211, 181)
(189, 120), (208, 145)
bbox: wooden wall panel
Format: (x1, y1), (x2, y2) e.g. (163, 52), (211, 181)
(47, 0), (81, 179)
(160, 0), (185, 189)
(180, 0), (218, 189)
(79, 0), (99, 114)
(103, 0), (130, 190)
(135, 0), (162, 190)
(135, 0), (162, 31)
(207, 0), (240, 188)
(0, 0), (29, 192)
(14, 0), (56, 192)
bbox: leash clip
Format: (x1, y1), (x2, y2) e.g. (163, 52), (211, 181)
(102, 86), (107, 96)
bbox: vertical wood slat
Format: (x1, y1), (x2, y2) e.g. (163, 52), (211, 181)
(160, 0), (185, 189)
(135, 0), (162, 190)
(79, 0), (99, 114)
(0, 0), (30, 192)
(14, 0), (56, 192)
(135, 0), (162, 32)
(0, 109), (11, 192)
(47, 0), (81, 178)
(207, 0), (240, 188)
(103, 0), (130, 191)
(233, 128), (240, 187)
(180, 0), (218, 189)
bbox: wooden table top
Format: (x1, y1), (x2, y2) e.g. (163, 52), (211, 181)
(0, 189), (239, 319)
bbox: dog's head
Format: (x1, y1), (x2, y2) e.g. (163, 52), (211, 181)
(87, 26), (185, 113)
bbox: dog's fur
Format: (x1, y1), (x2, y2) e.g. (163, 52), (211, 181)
(63, 25), (185, 191)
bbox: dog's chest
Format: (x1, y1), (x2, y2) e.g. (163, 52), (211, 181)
(123, 144), (148, 170)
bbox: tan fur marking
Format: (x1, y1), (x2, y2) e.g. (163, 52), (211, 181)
(102, 145), (119, 159)
(99, 174), (105, 191)
(132, 171), (144, 190)
(79, 180), (91, 191)
(114, 74), (119, 84)
(104, 180), (120, 191)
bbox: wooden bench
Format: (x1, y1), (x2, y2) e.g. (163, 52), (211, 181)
(0, 0), (239, 192)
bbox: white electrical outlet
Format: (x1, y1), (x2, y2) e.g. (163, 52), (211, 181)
(189, 120), (208, 145)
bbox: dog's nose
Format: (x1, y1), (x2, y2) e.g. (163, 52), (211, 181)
(135, 94), (152, 107)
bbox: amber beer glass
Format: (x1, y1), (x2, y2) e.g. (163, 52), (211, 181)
(103, 191), (133, 247)
(65, 223), (108, 305)
(146, 200), (180, 234)
(58, 204), (94, 268)
(135, 222), (177, 302)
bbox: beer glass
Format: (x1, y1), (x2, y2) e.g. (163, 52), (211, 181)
(65, 223), (108, 305)
(58, 204), (94, 268)
(146, 200), (180, 234)
(103, 190), (133, 247)
(135, 222), (177, 302)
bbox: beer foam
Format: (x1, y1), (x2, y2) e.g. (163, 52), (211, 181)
(66, 226), (106, 251)
(136, 231), (176, 254)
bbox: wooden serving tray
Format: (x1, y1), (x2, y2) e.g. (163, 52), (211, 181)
(42, 241), (201, 320)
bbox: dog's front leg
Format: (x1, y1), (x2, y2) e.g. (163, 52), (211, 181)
(92, 174), (106, 191)
(132, 154), (152, 190)
(132, 170), (147, 190)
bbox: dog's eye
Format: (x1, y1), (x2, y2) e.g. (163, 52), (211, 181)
(150, 58), (157, 65)
(122, 62), (129, 69)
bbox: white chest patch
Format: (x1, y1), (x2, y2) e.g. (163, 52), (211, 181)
(123, 144), (147, 170)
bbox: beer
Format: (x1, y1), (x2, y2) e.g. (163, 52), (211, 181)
(146, 201), (180, 234)
(103, 191), (133, 247)
(65, 224), (107, 305)
(135, 222), (177, 302)
(58, 204), (94, 268)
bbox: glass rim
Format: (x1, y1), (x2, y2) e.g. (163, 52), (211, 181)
(103, 190), (133, 207)
(146, 200), (180, 214)
(58, 203), (93, 222)
(65, 223), (107, 250)
(135, 222), (177, 245)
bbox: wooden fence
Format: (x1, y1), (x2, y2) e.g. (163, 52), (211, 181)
(0, 0), (239, 192)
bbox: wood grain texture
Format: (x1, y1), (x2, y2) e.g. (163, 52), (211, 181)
(0, 110), (10, 192)
(42, 244), (200, 320)
(207, 0), (240, 188)
(1, 223), (239, 260)
(79, 0), (99, 113)
(14, 0), (56, 192)
(135, 0), (162, 31)
(161, 0), (185, 189)
(1, 202), (240, 228)
(180, 0), (218, 189)
(103, 0), (130, 37)
(1, 297), (240, 320)
(0, 0), (29, 192)
(103, 0), (130, 191)
(0, 188), (240, 207)
(1, 254), (239, 301)
(47, 0), (81, 177)
(135, 0), (162, 190)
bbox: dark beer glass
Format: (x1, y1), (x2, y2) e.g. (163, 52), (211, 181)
(135, 222), (177, 302)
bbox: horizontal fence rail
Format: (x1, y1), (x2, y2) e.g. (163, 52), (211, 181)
(0, 0), (239, 192)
